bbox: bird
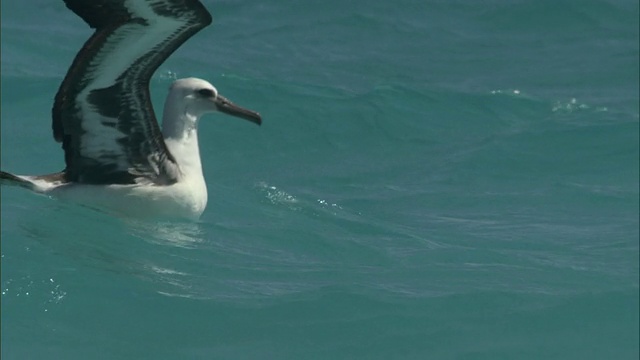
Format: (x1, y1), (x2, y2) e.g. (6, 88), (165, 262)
(0, 0), (262, 220)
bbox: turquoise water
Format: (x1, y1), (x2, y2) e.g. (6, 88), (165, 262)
(1, 0), (639, 358)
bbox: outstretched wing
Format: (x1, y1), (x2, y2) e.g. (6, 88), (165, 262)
(53, 0), (212, 184)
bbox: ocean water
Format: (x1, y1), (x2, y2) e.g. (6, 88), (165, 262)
(1, 0), (638, 358)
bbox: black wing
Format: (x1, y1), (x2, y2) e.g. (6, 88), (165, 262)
(53, 0), (212, 184)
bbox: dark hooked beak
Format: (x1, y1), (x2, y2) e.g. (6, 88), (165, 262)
(214, 95), (262, 126)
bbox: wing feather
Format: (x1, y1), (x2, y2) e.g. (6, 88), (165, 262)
(53, 0), (212, 184)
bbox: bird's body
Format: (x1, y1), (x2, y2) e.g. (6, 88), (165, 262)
(0, 1), (261, 220)
(49, 178), (208, 220)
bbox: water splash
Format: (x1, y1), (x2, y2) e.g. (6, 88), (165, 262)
(490, 89), (523, 96)
(552, 97), (608, 113)
(256, 182), (300, 209)
(157, 69), (178, 82)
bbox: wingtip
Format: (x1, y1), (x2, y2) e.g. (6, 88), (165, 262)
(0, 171), (34, 190)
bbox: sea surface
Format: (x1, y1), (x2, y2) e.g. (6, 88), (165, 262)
(1, 0), (639, 359)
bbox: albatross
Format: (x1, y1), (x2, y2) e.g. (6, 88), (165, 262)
(0, 0), (262, 220)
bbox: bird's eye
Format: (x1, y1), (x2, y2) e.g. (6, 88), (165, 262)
(197, 88), (215, 97)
